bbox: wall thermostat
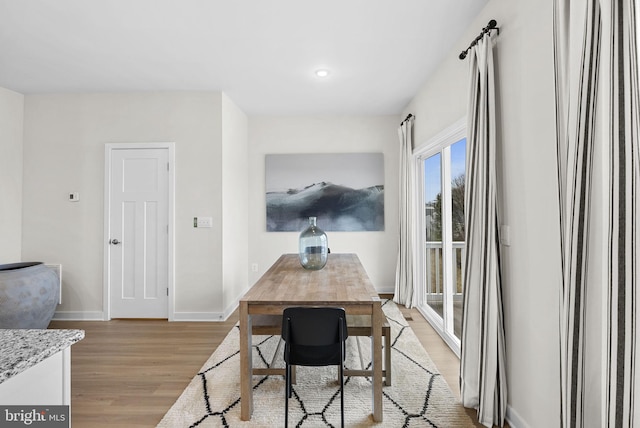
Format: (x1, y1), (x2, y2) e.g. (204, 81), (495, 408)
(69, 192), (80, 202)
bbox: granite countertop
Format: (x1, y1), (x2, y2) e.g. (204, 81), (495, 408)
(0, 329), (84, 384)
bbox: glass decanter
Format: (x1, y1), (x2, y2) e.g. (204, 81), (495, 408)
(298, 217), (328, 270)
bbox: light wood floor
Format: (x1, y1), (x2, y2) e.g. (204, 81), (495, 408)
(49, 302), (495, 428)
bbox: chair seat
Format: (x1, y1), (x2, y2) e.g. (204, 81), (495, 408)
(250, 312), (392, 385)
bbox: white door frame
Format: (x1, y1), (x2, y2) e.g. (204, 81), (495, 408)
(413, 118), (465, 356)
(103, 142), (176, 321)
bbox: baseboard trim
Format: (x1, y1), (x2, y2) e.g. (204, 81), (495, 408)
(171, 312), (226, 322)
(53, 310), (230, 322)
(53, 311), (105, 321)
(53, 289), (395, 323)
(506, 404), (528, 428)
(222, 299), (239, 321)
(378, 285), (395, 295)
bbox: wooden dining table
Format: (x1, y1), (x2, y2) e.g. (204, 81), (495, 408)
(239, 253), (384, 422)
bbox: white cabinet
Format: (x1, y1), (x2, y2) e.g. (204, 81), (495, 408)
(0, 347), (71, 405)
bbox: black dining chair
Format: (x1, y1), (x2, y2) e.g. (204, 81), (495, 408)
(281, 307), (348, 428)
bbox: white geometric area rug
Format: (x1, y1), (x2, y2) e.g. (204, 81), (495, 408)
(158, 300), (474, 427)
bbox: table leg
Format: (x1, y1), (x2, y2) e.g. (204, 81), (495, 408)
(240, 302), (253, 420)
(372, 301), (383, 422)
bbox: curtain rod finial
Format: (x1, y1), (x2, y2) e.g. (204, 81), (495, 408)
(460, 19), (498, 61)
(400, 113), (413, 126)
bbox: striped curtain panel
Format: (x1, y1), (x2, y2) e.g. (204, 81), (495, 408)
(554, 0), (639, 426)
(459, 32), (507, 428)
(394, 115), (417, 308)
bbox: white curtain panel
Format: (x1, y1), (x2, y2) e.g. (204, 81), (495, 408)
(554, 0), (640, 426)
(553, 1), (601, 425)
(394, 115), (418, 309)
(459, 32), (508, 428)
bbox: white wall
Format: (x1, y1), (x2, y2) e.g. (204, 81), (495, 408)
(0, 87), (24, 263)
(221, 93), (249, 317)
(247, 116), (399, 292)
(21, 92), (244, 319)
(19, 92), (390, 318)
(403, 1), (561, 427)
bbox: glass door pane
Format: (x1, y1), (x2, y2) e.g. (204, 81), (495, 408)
(423, 153), (443, 318)
(450, 138), (466, 339)
(415, 120), (466, 355)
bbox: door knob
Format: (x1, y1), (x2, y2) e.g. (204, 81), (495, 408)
(110, 239), (121, 245)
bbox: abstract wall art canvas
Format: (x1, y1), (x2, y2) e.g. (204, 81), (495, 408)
(265, 153), (384, 232)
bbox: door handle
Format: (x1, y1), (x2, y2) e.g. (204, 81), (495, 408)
(110, 239), (121, 245)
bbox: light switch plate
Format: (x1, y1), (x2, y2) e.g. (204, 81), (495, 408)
(196, 216), (213, 228)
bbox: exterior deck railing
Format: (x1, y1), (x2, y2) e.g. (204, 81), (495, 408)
(424, 241), (465, 299)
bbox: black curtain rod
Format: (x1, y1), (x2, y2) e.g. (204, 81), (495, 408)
(459, 19), (499, 60)
(400, 113), (413, 126)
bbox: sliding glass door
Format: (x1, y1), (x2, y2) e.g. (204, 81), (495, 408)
(423, 153), (444, 319)
(415, 121), (466, 355)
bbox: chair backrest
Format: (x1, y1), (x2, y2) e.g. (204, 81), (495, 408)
(281, 307), (348, 367)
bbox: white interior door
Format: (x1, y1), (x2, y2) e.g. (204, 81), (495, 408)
(107, 146), (171, 318)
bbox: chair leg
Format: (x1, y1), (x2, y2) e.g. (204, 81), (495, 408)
(339, 320), (345, 428)
(339, 363), (344, 428)
(285, 363), (289, 427)
(384, 326), (392, 386)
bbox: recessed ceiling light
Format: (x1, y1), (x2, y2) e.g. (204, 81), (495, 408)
(315, 69), (330, 78)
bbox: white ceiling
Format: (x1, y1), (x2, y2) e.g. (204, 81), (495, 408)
(0, 0), (488, 115)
